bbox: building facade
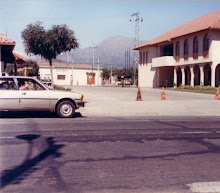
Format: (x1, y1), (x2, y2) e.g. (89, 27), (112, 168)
(39, 61), (102, 86)
(135, 10), (220, 88)
(0, 34), (15, 76)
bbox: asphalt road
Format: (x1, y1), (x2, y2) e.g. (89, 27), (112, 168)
(1, 114), (220, 193)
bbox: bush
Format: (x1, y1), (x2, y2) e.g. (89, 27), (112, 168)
(54, 85), (71, 91)
(178, 85), (193, 90)
(177, 85), (217, 91)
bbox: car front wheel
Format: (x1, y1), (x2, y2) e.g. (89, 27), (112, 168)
(56, 100), (75, 118)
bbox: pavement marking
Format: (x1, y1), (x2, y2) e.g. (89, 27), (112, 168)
(187, 181), (220, 193)
(129, 131), (211, 135)
(0, 136), (14, 139)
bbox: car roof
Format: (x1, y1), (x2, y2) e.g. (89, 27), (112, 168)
(0, 76), (36, 79)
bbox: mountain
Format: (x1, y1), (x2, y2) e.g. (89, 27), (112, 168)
(58, 35), (144, 69)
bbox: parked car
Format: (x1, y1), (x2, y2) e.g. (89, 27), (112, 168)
(0, 76), (85, 118)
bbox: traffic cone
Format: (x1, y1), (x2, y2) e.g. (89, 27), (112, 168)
(215, 87), (219, 100)
(161, 87), (166, 100)
(136, 87), (142, 101)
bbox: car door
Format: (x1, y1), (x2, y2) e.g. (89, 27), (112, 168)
(0, 78), (19, 110)
(17, 78), (50, 110)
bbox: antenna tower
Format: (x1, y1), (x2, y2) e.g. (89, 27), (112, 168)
(130, 12), (143, 83)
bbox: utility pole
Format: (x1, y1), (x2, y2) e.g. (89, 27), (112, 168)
(90, 45), (97, 86)
(97, 56), (100, 86)
(130, 12), (143, 85)
(111, 65), (113, 84)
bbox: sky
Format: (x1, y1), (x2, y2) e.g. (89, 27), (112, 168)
(0, 0), (220, 56)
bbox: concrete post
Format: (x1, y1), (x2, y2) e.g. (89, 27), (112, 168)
(0, 62), (4, 75)
(190, 67), (194, 87)
(200, 66), (204, 86)
(174, 67), (177, 87)
(156, 68), (160, 87)
(211, 63), (216, 87)
(181, 67), (185, 86)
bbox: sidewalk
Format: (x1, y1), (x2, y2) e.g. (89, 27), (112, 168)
(69, 86), (220, 117)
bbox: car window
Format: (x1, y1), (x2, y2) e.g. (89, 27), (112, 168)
(0, 78), (16, 90)
(17, 78), (46, 91)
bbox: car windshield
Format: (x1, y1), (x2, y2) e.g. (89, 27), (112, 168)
(43, 84), (51, 90)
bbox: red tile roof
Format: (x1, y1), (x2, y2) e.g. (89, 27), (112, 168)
(13, 52), (27, 63)
(135, 10), (220, 50)
(0, 33), (15, 45)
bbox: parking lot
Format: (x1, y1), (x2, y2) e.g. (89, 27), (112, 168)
(68, 86), (220, 117)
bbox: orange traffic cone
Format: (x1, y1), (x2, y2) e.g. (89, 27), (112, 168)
(215, 87), (219, 100)
(136, 87), (142, 101)
(161, 87), (166, 100)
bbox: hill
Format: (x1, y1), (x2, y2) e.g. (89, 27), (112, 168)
(58, 35), (143, 69)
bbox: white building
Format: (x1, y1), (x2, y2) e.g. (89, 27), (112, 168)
(38, 60), (102, 86)
(135, 10), (220, 88)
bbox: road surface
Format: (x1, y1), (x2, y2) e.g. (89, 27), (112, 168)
(1, 114), (220, 193)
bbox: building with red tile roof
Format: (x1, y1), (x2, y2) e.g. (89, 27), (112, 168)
(0, 33), (16, 76)
(136, 10), (220, 88)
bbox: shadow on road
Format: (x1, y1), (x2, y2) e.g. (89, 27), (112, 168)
(0, 111), (83, 119)
(0, 135), (64, 189)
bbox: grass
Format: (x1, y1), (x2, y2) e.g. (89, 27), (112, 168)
(166, 85), (218, 95)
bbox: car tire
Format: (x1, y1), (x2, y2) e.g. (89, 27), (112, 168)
(56, 100), (75, 118)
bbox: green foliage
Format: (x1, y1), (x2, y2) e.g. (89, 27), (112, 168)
(21, 22), (79, 60)
(178, 85), (217, 91)
(101, 67), (110, 79)
(21, 21), (79, 88)
(54, 85), (71, 91)
(173, 85), (217, 95)
(5, 64), (14, 75)
(112, 67), (135, 80)
(164, 80), (168, 88)
(6, 60), (39, 76)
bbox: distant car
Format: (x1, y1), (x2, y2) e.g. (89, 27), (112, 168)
(0, 76), (85, 118)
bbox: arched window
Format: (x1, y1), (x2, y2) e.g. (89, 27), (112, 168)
(145, 51), (148, 64)
(203, 34), (209, 51)
(193, 37), (198, 53)
(176, 41), (180, 56)
(175, 41), (180, 62)
(184, 39), (188, 55)
(139, 52), (142, 64)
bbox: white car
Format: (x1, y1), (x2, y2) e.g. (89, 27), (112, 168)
(0, 76), (85, 118)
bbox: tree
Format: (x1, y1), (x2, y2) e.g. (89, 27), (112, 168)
(21, 21), (79, 89)
(101, 67), (110, 80)
(5, 60), (39, 76)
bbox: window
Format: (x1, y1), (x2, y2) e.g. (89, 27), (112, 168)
(175, 41), (180, 62)
(184, 39), (189, 60)
(176, 42), (180, 56)
(143, 51), (145, 64)
(193, 36), (199, 59)
(139, 52), (143, 64)
(203, 34), (209, 51)
(17, 78), (45, 91)
(193, 37), (198, 53)
(184, 39), (188, 55)
(0, 78), (15, 90)
(146, 51), (148, 64)
(57, 75), (66, 80)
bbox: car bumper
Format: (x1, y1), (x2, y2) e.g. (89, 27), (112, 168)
(76, 101), (85, 108)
